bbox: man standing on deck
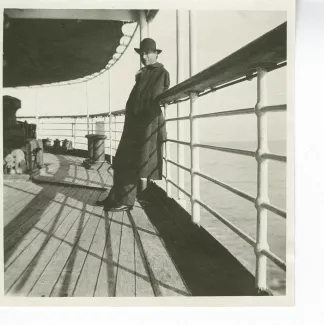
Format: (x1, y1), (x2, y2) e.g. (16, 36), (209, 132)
(96, 38), (170, 211)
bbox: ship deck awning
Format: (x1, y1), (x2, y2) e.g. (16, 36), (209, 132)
(3, 153), (257, 297)
(3, 9), (153, 88)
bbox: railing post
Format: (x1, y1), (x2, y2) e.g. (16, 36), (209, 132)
(138, 10), (149, 191)
(108, 70), (113, 164)
(114, 115), (117, 155)
(85, 82), (90, 134)
(74, 118), (77, 148)
(72, 118), (76, 148)
(35, 117), (39, 138)
(189, 10), (200, 224)
(35, 90), (39, 139)
(254, 67), (270, 293)
(190, 92), (200, 224)
(176, 10), (185, 202)
(103, 116), (107, 156)
(109, 114), (113, 163)
(38, 117), (42, 139)
(164, 103), (172, 196)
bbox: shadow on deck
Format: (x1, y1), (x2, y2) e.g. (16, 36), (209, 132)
(3, 153), (256, 297)
(138, 183), (256, 296)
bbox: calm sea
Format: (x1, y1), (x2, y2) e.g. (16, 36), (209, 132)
(165, 139), (287, 295)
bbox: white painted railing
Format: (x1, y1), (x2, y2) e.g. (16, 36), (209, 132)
(158, 20), (287, 294)
(17, 20), (287, 294)
(18, 111), (125, 160)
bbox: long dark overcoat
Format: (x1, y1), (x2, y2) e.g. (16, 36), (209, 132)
(112, 62), (170, 180)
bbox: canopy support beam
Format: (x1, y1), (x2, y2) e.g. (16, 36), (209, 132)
(4, 9), (138, 22)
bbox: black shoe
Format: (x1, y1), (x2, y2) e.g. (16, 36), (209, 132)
(95, 200), (106, 206)
(104, 204), (133, 212)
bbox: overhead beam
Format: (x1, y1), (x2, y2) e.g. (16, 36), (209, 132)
(4, 9), (138, 21)
(145, 10), (159, 22)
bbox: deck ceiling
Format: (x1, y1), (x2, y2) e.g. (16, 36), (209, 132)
(3, 10), (140, 88)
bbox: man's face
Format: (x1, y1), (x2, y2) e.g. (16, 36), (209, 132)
(140, 50), (158, 66)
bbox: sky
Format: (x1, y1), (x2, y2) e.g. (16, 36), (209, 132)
(4, 10), (287, 143)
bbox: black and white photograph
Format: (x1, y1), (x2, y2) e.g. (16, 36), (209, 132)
(1, 0), (294, 306)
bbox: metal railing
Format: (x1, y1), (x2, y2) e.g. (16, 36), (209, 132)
(18, 111), (125, 162)
(158, 20), (288, 294)
(17, 20), (287, 294)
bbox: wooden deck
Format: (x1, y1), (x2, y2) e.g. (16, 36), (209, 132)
(3, 153), (257, 297)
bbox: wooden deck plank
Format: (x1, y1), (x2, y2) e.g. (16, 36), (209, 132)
(72, 209), (118, 297)
(4, 186), (74, 269)
(68, 165), (88, 185)
(53, 166), (70, 182)
(4, 183), (69, 238)
(69, 214), (106, 297)
(92, 212), (123, 297)
(60, 165), (87, 186)
(40, 163), (71, 182)
(129, 206), (190, 297)
(3, 182), (38, 210)
(73, 167), (111, 189)
(61, 166), (83, 185)
(4, 184), (67, 244)
(24, 189), (94, 297)
(4, 179), (36, 191)
(4, 185), (75, 261)
(50, 191), (106, 297)
(3, 181), (34, 200)
(4, 184), (44, 224)
(114, 212), (136, 297)
(83, 169), (111, 189)
(134, 244), (155, 297)
(36, 155), (111, 189)
(4, 153), (199, 297)
(97, 170), (111, 188)
(4, 185), (82, 291)
(5, 187), (89, 295)
(3, 186), (19, 206)
(131, 205), (159, 297)
(4, 186), (76, 261)
(133, 209), (156, 297)
(75, 167), (91, 186)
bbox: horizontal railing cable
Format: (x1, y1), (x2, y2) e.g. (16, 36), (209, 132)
(165, 116), (189, 122)
(262, 202), (287, 219)
(263, 153), (287, 163)
(196, 143), (256, 157)
(37, 134), (72, 137)
(166, 139), (190, 146)
(40, 128), (72, 131)
(163, 158), (191, 173)
(196, 198), (257, 247)
(261, 104), (287, 113)
(194, 107), (255, 119)
(195, 171), (256, 203)
(262, 249), (286, 271)
(162, 176), (191, 198)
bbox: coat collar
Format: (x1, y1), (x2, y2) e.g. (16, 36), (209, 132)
(146, 62), (163, 69)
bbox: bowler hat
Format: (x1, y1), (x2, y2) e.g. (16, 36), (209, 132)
(134, 38), (162, 54)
